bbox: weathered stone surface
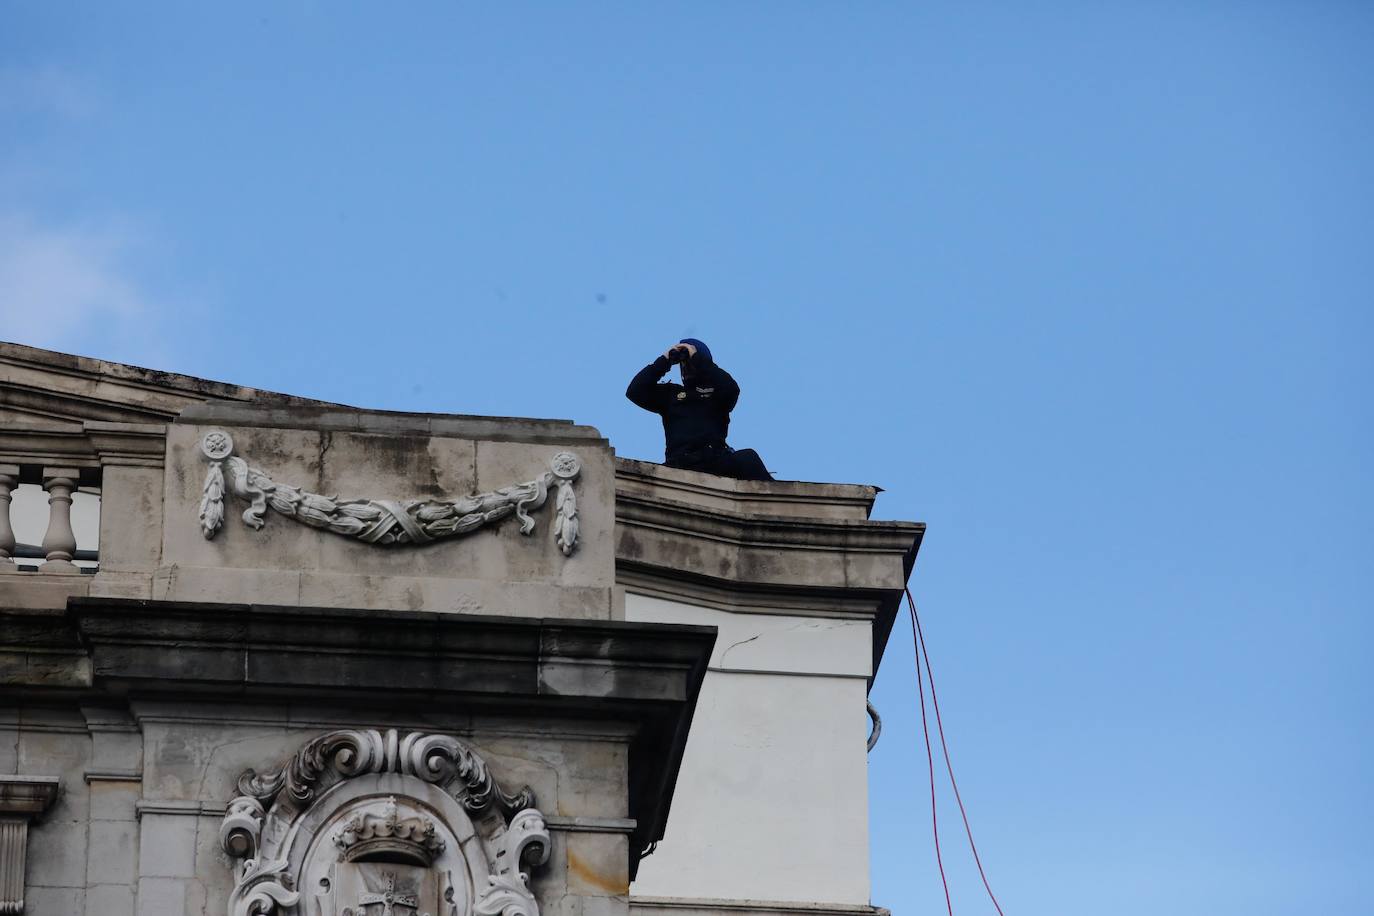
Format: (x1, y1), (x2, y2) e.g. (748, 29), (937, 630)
(190, 807), (235, 910)
(27, 809), (87, 888)
(23, 885), (85, 915)
(0, 607), (91, 685)
(141, 721), (295, 802)
(137, 812), (199, 878)
(134, 876), (185, 916)
(87, 819), (138, 884)
(567, 832), (631, 898)
(84, 882), (136, 916)
(18, 731), (89, 892)
(0, 572), (90, 610)
(87, 779), (140, 822)
(91, 464), (163, 570)
(0, 720), (14, 772)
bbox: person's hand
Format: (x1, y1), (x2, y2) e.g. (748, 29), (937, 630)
(664, 342), (697, 362)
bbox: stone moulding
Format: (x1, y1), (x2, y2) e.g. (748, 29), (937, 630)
(221, 728), (550, 916)
(0, 775), (60, 916)
(196, 429), (581, 555)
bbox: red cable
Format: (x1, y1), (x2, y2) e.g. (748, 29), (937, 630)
(908, 587), (1006, 916)
(913, 588), (955, 916)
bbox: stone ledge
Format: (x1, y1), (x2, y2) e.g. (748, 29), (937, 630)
(631, 897), (889, 916)
(135, 799), (226, 819)
(616, 490), (923, 559)
(11, 597), (715, 870)
(614, 478), (922, 681)
(0, 775), (61, 817)
(0, 574), (91, 610)
(0, 421), (165, 469)
(615, 458), (880, 521)
(83, 770), (142, 784)
(67, 598), (713, 704)
(178, 400), (608, 446)
(0, 340), (327, 403)
(547, 815), (638, 834)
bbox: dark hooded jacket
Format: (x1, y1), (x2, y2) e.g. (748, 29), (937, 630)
(626, 339), (741, 463)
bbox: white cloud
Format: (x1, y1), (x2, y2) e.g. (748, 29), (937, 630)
(0, 213), (158, 353)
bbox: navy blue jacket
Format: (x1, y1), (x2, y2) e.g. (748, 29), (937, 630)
(626, 352), (742, 462)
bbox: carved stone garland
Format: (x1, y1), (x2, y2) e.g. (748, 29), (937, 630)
(220, 729), (551, 916)
(197, 430), (580, 555)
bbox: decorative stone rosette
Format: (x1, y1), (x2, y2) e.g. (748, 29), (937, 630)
(220, 728), (551, 916)
(197, 429), (581, 555)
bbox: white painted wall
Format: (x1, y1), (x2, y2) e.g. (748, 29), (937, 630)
(626, 593), (874, 906)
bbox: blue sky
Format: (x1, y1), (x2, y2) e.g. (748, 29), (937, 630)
(3, 3), (1371, 914)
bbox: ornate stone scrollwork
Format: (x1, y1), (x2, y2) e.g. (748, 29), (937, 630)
(226, 858), (300, 916)
(197, 430), (581, 555)
(471, 807), (552, 916)
(473, 873), (541, 916)
(235, 728), (534, 816)
(221, 729), (549, 916)
(219, 796), (265, 860)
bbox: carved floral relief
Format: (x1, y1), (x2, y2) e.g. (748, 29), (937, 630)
(197, 429), (581, 555)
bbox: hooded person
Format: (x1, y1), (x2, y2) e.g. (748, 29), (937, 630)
(626, 338), (774, 481)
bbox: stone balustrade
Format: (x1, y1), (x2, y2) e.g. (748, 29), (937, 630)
(0, 462), (99, 574)
(0, 463), (15, 570)
(0, 422), (166, 582)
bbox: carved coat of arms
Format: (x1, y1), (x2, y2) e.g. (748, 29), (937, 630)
(219, 730), (549, 916)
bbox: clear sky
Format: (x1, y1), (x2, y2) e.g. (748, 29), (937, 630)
(3, 3), (1371, 914)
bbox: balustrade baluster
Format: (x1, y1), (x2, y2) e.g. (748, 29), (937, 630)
(40, 467), (80, 573)
(0, 464), (16, 572)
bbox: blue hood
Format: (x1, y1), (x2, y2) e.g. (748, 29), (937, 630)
(679, 338), (712, 363)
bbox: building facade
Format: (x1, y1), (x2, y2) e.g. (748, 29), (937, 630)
(0, 342), (922, 916)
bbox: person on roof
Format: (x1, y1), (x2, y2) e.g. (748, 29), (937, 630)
(626, 338), (774, 481)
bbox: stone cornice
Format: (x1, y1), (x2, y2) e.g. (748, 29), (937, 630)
(57, 597), (714, 868)
(0, 340), (331, 425)
(617, 490), (922, 571)
(616, 458), (879, 521)
(630, 898), (890, 916)
(177, 401), (608, 446)
(0, 775), (60, 818)
(0, 421), (166, 469)
(613, 463), (923, 684)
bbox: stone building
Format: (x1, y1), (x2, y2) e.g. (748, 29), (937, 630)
(0, 341), (923, 916)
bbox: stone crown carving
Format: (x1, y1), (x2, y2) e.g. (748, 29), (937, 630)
(197, 429), (581, 555)
(335, 796), (446, 865)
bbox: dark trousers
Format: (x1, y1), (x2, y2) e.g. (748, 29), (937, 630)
(668, 446), (774, 482)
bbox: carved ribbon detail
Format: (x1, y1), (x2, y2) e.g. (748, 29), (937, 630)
(197, 429), (581, 554)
